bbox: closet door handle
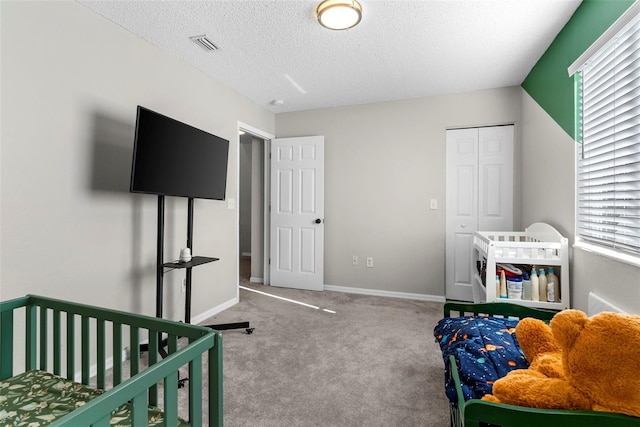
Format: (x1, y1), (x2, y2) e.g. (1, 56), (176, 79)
(315, 218), (322, 224)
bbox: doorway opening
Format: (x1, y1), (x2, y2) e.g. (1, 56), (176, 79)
(237, 123), (274, 290)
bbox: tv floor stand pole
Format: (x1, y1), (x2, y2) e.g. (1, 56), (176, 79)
(185, 198), (194, 323)
(146, 195), (168, 358)
(156, 195), (165, 319)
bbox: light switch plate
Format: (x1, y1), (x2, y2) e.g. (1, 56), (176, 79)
(429, 199), (438, 210)
(227, 198), (236, 209)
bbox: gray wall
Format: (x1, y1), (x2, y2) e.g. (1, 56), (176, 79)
(520, 91), (640, 314)
(1, 2), (275, 326)
(276, 87), (522, 298)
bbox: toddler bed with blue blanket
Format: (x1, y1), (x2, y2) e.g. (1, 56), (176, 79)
(434, 302), (640, 427)
(434, 315), (527, 403)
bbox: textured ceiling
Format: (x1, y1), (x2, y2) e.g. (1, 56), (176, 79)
(79, 0), (581, 113)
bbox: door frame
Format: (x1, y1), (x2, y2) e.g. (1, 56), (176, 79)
(237, 122), (275, 289)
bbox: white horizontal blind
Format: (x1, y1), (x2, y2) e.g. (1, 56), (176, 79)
(577, 12), (640, 256)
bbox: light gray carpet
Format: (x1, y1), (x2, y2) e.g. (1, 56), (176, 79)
(202, 257), (450, 427)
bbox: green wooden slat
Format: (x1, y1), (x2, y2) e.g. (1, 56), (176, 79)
(189, 337), (203, 426)
(168, 334), (178, 355)
(0, 310), (14, 380)
(131, 391), (148, 426)
(148, 330), (158, 407)
(113, 322), (122, 386)
(39, 306), (48, 371)
(25, 304), (37, 370)
(53, 310), (61, 375)
(97, 319), (106, 389)
(130, 326), (140, 376)
(164, 370), (179, 426)
(82, 316), (90, 385)
(66, 312), (75, 380)
(209, 332), (223, 427)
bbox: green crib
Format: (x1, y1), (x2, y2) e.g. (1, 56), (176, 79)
(0, 295), (223, 426)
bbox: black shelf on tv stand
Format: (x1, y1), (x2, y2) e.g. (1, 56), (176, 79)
(164, 256), (219, 269)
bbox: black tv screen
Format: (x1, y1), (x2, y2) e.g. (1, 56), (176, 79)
(130, 106), (229, 200)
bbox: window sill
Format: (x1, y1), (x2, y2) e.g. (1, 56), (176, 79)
(573, 240), (640, 269)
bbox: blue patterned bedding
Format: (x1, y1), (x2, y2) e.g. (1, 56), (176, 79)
(433, 316), (529, 403)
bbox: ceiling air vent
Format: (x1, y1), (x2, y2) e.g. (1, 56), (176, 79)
(190, 35), (220, 52)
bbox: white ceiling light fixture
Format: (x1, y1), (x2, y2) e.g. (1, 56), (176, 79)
(317, 0), (362, 31)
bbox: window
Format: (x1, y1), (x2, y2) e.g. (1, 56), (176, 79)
(573, 10), (640, 258)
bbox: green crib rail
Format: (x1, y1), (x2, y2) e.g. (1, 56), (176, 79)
(0, 294), (223, 426)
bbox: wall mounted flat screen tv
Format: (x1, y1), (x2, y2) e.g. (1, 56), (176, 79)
(130, 106), (229, 200)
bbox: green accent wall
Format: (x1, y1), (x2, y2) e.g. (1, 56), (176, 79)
(521, 0), (634, 139)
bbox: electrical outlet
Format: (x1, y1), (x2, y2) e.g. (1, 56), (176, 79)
(352, 255), (359, 266)
(366, 257), (373, 268)
(181, 278), (186, 293)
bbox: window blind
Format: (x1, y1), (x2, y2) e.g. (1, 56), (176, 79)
(577, 12), (640, 256)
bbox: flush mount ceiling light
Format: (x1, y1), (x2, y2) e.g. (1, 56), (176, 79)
(317, 0), (362, 30)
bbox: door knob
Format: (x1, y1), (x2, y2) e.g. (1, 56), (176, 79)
(315, 219), (322, 224)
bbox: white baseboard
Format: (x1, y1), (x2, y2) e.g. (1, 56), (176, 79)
(191, 296), (240, 325)
(323, 284), (446, 302)
(249, 276), (264, 284)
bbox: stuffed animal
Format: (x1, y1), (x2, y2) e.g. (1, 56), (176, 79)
(482, 309), (640, 418)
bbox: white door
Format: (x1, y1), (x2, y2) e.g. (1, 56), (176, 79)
(445, 126), (513, 302)
(446, 128), (478, 301)
(477, 126), (513, 231)
(269, 136), (324, 291)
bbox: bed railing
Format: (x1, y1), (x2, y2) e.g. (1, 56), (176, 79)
(0, 294), (223, 426)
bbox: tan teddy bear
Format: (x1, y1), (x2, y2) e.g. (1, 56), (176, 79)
(482, 309), (640, 418)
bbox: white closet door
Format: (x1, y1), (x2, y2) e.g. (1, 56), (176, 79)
(478, 126), (513, 231)
(445, 125), (513, 302)
(446, 128), (479, 302)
